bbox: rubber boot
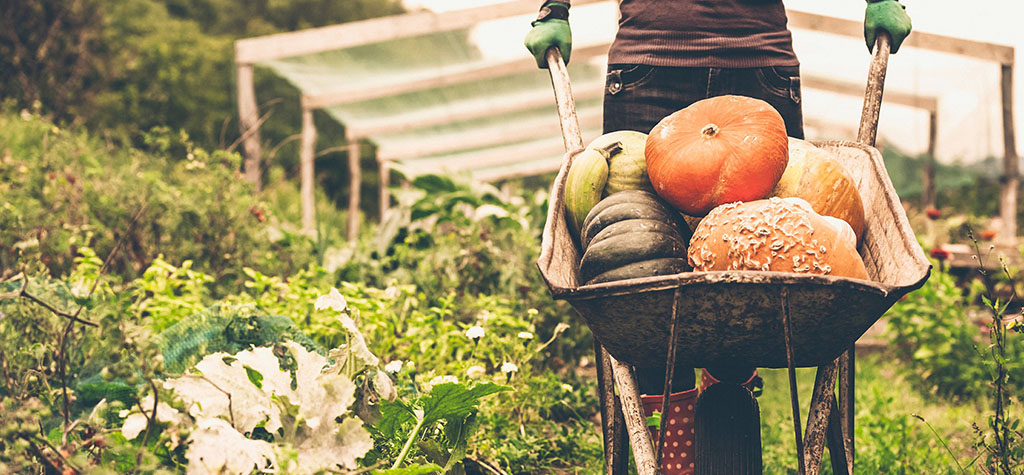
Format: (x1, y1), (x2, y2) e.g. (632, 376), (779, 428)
(700, 368), (763, 397)
(641, 388), (698, 475)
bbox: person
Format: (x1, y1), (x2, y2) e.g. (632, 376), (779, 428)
(524, 1), (911, 473)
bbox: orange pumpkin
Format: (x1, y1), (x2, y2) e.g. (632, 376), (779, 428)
(645, 95), (789, 216)
(771, 138), (866, 243)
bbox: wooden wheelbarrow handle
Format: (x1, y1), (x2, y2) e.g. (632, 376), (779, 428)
(858, 32), (891, 146)
(545, 47), (586, 153)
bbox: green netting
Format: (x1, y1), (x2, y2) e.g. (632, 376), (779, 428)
(258, 21), (608, 180)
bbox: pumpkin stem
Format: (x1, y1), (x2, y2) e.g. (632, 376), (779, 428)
(700, 124), (720, 138)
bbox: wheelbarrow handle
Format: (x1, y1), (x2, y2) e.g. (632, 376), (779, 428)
(545, 47), (586, 153)
(857, 32), (892, 147)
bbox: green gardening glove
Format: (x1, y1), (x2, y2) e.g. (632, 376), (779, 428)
(864, 0), (912, 53)
(524, 2), (572, 69)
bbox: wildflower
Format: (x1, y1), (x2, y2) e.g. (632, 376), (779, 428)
(561, 384), (573, 392)
(527, 308), (538, 318)
(925, 208), (941, 220)
(980, 229), (997, 241)
(517, 331), (534, 340)
(315, 288), (347, 312)
(384, 360), (403, 374)
(929, 248), (950, 261)
(466, 365), (486, 379)
(383, 286), (401, 300)
(424, 375), (458, 391)
(501, 362), (518, 383)
(466, 325), (485, 341)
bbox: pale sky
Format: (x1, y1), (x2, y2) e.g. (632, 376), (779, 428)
(402, 0), (1024, 165)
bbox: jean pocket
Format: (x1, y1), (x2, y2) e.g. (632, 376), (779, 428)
(606, 64), (657, 95)
(756, 65), (801, 104)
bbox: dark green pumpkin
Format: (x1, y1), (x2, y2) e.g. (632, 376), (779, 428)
(578, 191), (692, 285)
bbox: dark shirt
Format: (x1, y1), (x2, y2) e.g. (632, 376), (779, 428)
(608, 0), (799, 68)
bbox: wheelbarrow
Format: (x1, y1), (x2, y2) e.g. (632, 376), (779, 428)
(536, 33), (930, 474)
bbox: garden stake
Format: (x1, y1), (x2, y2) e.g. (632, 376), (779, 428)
(656, 287), (684, 468)
(781, 287), (806, 475)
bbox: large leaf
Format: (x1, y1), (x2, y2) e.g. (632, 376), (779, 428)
(420, 382), (508, 425)
(372, 463), (444, 475)
(186, 418), (276, 475)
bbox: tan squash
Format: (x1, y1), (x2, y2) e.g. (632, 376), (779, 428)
(771, 138), (866, 243)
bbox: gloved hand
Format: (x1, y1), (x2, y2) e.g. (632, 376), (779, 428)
(524, 2), (572, 69)
(864, 0), (912, 54)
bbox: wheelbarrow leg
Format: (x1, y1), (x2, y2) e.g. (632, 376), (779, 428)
(595, 342), (629, 474)
(610, 356), (659, 475)
(802, 360), (841, 474)
(838, 348), (855, 469)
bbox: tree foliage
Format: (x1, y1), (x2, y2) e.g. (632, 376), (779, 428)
(0, 0), (404, 149)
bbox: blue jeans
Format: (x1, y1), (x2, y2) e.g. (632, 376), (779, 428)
(604, 65), (802, 393)
(603, 64), (804, 138)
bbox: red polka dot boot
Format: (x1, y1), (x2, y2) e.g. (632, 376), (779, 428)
(641, 388), (697, 475)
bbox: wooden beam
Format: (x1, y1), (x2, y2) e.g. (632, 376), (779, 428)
(392, 130), (601, 177)
(803, 75), (937, 112)
(377, 107), (602, 161)
(472, 157), (564, 182)
(787, 10), (1015, 65)
(237, 64), (263, 190)
(348, 81), (605, 138)
(300, 107), (317, 233)
(301, 44), (609, 110)
(1000, 64), (1019, 243)
(235, 0), (606, 64)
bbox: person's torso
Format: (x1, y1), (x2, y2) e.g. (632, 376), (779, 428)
(609, 0), (798, 68)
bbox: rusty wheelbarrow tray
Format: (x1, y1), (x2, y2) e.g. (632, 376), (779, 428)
(537, 139), (930, 369)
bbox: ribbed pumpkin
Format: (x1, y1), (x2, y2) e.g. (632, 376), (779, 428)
(771, 138), (866, 243)
(578, 190), (692, 285)
(688, 197), (869, 280)
(645, 95), (789, 216)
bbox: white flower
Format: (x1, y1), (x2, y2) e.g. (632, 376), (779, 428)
(383, 286), (401, 300)
(501, 362), (518, 374)
(527, 308), (538, 317)
(429, 375), (458, 386)
(384, 360), (403, 374)
(465, 325), (485, 340)
(561, 384), (573, 392)
(517, 332), (534, 340)
(315, 288), (347, 312)
(424, 375), (459, 391)
(466, 365), (486, 379)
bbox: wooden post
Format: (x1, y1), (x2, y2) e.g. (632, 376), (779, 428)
(300, 107), (317, 233)
(347, 139), (361, 242)
(1000, 64), (1019, 244)
(379, 160), (391, 220)
(237, 63), (264, 191)
(923, 111), (938, 209)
